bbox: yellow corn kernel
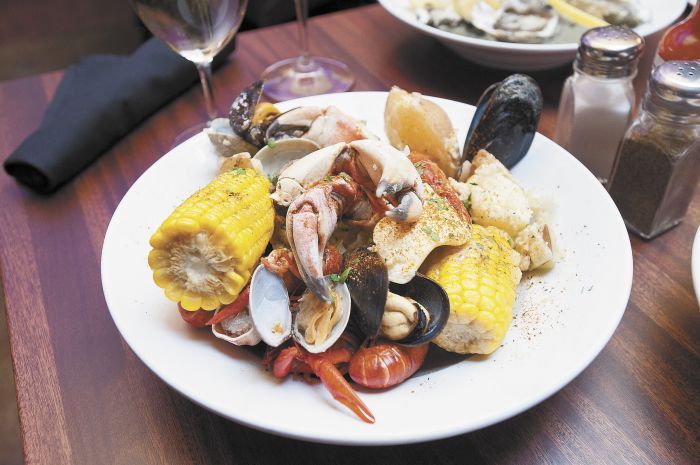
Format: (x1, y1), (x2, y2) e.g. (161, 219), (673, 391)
(148, 168), (273, 312)
(423, 225), (522, 354)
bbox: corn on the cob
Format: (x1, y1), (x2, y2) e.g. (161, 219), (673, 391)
(423, 225), (522, 354)
(148, 168), (274, 312)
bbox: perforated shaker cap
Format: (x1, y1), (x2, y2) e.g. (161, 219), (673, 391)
(575, 26), (645, 78)
(646, 60), (700, 119)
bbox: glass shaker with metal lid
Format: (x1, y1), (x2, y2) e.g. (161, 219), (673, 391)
(608, 61), (700, 239)
(554, 26), (644, 185)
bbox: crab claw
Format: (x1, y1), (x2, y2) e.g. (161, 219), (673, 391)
(286, 176), (369, 301)
(286, 188), (339, 302)
(385, 191), (423, 222)
(348, 139), (424, 222)
(271, 142), (346, 207)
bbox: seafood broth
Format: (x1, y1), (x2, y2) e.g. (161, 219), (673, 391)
(434, 18), (588, 44)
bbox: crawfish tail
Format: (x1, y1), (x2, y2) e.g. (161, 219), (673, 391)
(349, 343), (429, 389)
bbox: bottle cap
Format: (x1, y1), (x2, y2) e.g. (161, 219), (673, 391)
(647, 61), (700, 118)
(576, 26), (645, 78)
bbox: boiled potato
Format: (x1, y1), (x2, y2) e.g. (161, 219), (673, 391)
(384, 86), (460, 178)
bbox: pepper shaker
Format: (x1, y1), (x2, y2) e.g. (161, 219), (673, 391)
(608, 61), (700, 239)
(554, 26), (644, 185)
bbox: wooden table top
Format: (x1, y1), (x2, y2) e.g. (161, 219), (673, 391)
(1, 5), (698, 464)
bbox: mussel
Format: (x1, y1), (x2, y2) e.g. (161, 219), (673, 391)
(345, 248), (389, 339)
(462, 74), (542, 171)
(248, 264), (351, 354)
(345, 248), (449, 346)
(229, 80), (276, 147)
(387, 275), (449, 347)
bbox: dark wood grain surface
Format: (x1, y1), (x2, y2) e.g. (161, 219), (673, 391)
(1, 5), (698, 464)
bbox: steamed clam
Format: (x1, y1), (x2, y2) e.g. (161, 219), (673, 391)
(212, 310), (262, 346)
(248, 264), (351, 354)
(252, 138), (320, 180)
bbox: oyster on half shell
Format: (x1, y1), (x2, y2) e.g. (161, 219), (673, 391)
(470, 0), (559, 43)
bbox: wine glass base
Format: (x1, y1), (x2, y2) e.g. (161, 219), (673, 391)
(261, 56), (354, 101)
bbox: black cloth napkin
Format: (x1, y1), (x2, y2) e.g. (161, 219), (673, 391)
(4, 37), (234, 194)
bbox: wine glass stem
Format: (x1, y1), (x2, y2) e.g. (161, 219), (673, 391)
(196, 62), (217, 121)
(295, 0), (312, 69)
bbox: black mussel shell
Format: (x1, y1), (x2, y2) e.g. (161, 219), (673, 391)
(229, 80), (267, 147)
(389, 274), (449, 347)
(345, 248), (389, 339)
(462, 74), (542, 170)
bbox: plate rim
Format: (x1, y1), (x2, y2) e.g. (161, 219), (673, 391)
(377, 0), (687, 53)
(101, 91), (633, 445)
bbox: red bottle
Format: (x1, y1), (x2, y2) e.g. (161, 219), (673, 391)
(657, 3), (700, 62)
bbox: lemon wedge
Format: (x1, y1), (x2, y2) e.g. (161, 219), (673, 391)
(547, 0), (609, 28)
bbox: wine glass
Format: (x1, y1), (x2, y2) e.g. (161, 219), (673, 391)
(131, 0), (248, 140)
(261, 0), (354, 101)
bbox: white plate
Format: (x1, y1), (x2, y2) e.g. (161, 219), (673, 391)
(692, 226), (700, 304)
(101, 92), (633, 445)
(378, 0), (687, 70)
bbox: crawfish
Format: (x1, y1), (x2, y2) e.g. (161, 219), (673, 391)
(267, 329), (375, 423)
(349, 342), (429, 389)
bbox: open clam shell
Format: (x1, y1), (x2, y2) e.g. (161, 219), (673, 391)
(211, 309), (262, 346)
(462, 74), (542, 171)
(293, 283), (351, 354)
(252, 138), (320, 180)
(249, 265), (292, 347)
(388, 274), (450, 346)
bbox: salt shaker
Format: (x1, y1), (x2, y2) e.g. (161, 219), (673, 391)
(608, 61), (700, 239)
(554, 26), (644, 185)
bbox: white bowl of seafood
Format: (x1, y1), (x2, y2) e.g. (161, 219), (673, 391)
(102, 79), (633, 444)
(378, 0), (687, 70)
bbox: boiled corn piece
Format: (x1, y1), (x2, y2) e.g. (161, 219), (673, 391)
(148, 168), (274, 311)
(423, 224), (521, 354)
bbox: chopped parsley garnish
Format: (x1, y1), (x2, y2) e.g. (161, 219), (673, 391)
(428, 198), (449, 211)
(268, 174), (279, 185)
(413, 162), (425, 175)
(422, 226), (440, 242)
(463, 193), (472, 212)
(329, 266), (352, 283)
(267, 138), (277, 148)
(231, 167), (247, 176)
